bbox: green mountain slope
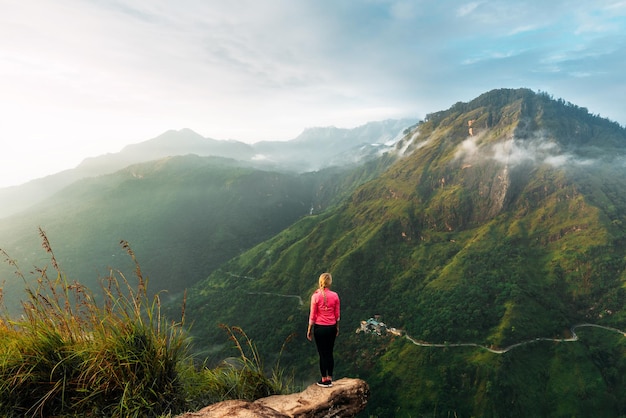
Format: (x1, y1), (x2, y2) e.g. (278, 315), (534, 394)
(182, 89), (626, 417)
(0, 155), (389, 312)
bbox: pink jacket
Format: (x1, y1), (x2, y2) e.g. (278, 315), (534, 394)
(309, 288), (340, 326)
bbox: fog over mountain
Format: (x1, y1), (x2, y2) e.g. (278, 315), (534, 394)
(0, 119), (416, 219)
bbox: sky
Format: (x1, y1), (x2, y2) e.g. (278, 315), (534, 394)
(1, 0), (625, 188)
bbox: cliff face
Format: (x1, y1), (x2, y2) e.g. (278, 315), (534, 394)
(177, 378), (369, 418)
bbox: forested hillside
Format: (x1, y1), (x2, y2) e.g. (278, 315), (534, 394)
(0, 155), (391, 313)
(181, 89), (626, 417)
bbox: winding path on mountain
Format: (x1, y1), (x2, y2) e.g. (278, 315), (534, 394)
(246, 291), (303, 305)
(226, 271), (304, 304)
(401, 323), (626, 354)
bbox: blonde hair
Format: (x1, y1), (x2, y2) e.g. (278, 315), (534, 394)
(318, 272), (332, 289)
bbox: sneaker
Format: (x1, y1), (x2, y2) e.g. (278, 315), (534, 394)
(316, 379), (333, 387)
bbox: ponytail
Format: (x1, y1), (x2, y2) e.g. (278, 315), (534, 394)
(317, 272), (332, 309)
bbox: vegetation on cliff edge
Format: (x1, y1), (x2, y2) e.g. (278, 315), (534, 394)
(0, 230), (292, 418)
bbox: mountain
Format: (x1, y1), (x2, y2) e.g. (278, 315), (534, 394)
(179, 89), (626, 417)
(0, 152), (395, 313)
(0, 129), (250, 219)
(0, 120), (416, 218)
(252, 119), (417, 171)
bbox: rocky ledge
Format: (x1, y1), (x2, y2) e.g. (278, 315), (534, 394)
(177, 377), (369, 417)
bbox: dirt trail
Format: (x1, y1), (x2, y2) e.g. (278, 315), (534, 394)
(246, 291), (303, 305)
(226, 271), (305, 305)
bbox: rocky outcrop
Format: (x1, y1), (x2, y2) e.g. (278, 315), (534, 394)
(177, 378), (369, 418)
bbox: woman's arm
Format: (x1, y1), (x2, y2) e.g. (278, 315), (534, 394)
(307, 292), (317, 340)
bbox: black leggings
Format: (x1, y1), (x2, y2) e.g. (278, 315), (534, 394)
(314, 324), (337, 378)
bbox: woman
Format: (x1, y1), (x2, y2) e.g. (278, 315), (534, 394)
(307, 272), (340, 387)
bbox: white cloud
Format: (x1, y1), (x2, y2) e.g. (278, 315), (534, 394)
(456, 2), (482, 17)
(455, 137), (480, 160)
(491, 138), (564, 167)
(455, 132), (598, 170)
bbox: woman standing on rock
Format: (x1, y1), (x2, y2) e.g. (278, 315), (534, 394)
(307, 272), (340, 387)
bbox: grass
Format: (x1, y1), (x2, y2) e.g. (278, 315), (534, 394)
(0, 228), (294, 418)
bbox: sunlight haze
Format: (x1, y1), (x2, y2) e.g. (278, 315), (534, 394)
(1, 0), (625, 188)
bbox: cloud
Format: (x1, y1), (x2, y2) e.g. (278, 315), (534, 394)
(455, 132), (595, 169)
(454, 136), (480, 160)
(456, 2), (482, 17)
(491, 137), (565, 167)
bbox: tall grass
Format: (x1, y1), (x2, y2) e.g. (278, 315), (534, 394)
(192, 325), (295, 405)
(0, 228), (293, 417)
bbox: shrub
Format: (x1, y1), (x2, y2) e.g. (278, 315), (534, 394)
(0, 228), (293, 417)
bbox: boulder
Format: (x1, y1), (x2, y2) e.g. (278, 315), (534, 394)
(177, 378), (369, 417)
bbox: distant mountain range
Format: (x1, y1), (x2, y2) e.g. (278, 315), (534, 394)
(0, 119), (416, 218)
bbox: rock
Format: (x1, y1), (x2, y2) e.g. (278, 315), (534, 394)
(178, 399), (289, 418)
(177, 378), (369, 418)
